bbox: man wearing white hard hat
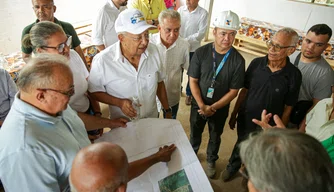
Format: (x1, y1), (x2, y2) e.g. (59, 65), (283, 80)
(88, 8), (172, 120)
(187, 10), (245, 178)
(222, 27), (302, 181)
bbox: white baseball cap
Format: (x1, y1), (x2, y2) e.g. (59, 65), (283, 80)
(115, 9), (156, 34)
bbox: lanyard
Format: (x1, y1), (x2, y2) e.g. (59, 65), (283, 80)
(211, 43), (231, 87)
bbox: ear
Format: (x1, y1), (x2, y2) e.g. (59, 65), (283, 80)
(213, 28), (217, 36)
(287, 47), (296, 56)
(118, 34), (124, 41)
(116, 184), (127, 192)
(36, 89), (46, 103)
(35, 47), (44, 54)
(53, 5), (57, 13)
(158, 24), (161, 31)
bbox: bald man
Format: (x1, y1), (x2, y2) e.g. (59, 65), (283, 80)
(70, 142), (176, 191)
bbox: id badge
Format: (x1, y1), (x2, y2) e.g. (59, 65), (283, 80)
(207, 87), (215, 98)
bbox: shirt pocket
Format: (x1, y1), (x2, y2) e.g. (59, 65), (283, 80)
(141, 73), (158, 93)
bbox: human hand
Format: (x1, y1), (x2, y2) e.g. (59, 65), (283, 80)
(198, 105), (216, 117)
(155, 144), (177, 162)
(252, 109), (286, 130)
(229, 113), (237, 130)
(110, 118), (128, 129)
(120, 99), (137, 118)
(165, 112), (172, 119)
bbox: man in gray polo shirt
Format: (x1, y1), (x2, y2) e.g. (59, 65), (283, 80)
(0, 69), (17, 127)
(289, 24), (334, 131)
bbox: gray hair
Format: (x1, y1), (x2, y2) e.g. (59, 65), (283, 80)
(21, 21), (65, 53)
(17, 53), (71, 92)
(240, 128), (334, 192)
(158, 10), (181, 26)
(275, 27), (299, 46)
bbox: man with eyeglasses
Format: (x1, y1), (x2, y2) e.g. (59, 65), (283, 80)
(0, 53), (128, 191)
(150, 10), (189, 119)
(289, 24), (334, 132)
(177, 0), (208, 105)
(187, 10), (245, 178)
(89, 9), (172, 120)
(21, 0), (88, 69)
(92, 0), (128, 51)
(222, 27), (302, 182)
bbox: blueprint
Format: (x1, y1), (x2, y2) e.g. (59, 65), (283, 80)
(96, 118), (213, 192)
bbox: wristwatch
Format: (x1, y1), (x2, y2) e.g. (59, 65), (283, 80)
(162, 107), (172, 113)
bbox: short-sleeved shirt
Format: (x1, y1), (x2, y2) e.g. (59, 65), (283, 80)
(92, 1), (126, 48)
(150, 33), (189, 106)
(0, 93), (90, 191)
(290, 52), (334, 101)
(0, 69), (17, 121)
(69, 50), (90, 112)
(88, 42), (166, 119)
(21, 18), (81, 54)
(129, 0), (166, 33)
(242, 56), (302, 119)
(187, 43), (245, 110)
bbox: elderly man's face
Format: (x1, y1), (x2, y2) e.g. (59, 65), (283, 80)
(32, 0), (56, 22)
(267, 32), (294, 62)
(186, 0), (199, 10)
(37, 31), (70, 59)
(213, 28), (237, 52)
(115, 0), (128, 7)
(158, 18), (180, 47)
(301, 31), (329, 60)
(120, 31), (150, 57)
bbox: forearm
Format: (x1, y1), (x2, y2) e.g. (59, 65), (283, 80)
(211, 89), (239, 110)
(96, 44), (105, 52)
(156, 82), (169, 110)
(90, 92), (123, 108)
(74, 46), (89, 70)
(77, 112), (115, 131)
(189, 77), (205, 108)
(128, 154), (159, 181)
(230, 88), (248, 115)
(281, 106), (293, 126)
(88, 92), (101, 113)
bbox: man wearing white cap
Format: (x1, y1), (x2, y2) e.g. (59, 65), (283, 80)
(88, 8), (172, 120)
(187, 10), (245, 178)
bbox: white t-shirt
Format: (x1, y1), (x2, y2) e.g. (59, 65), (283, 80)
(69, 50), (90, 112)
(88, 42), (166, 119)
(150, 33), (189, 107)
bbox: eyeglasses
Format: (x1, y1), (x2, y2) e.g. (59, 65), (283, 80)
(266, 40), (295, 52)
(38, 85), (75, 98)
(124, 33), (149, 42)
(41, 36), (72, 54)
(217, 31), (237, 38)
(33, 4), (54, 10)
(239, 166), (249, 180)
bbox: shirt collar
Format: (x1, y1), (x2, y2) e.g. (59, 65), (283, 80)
(108, 0), (120, 10)
(154, 32), (177, 50)
(115, 41), (149, 62)
(183, 5), (199, 13)
(12, 92), (63, 125)
(262, 55), (291, 72)
(35, 17), (59, 24)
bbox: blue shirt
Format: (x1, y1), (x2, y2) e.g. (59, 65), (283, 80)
(0, 93), (91, 191)
(0, 69), (17, 122)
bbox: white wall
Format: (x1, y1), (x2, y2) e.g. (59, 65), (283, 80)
(211, 0), (334, 32)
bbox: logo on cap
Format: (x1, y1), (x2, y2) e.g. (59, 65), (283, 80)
(131, 13), (145, 24)
(226, 20), (232, 26)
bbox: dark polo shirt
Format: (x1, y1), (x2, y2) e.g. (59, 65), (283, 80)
(188, 43), (245, 111)
(21, 18), (81, 54)
(241, 55), (302, 119)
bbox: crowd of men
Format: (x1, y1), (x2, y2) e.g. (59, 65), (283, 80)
(0, 0), (333, 191)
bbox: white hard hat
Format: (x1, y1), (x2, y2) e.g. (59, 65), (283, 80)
(213, 10), (240, 31)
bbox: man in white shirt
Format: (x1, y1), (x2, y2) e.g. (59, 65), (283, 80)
(177, 0), (208, 105)
(92, 0), (128, 51)
(150, 10), (189, 119)
(88, 9), (172, 120)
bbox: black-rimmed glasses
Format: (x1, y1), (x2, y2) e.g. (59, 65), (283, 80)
(37, 85), (75, 98)
(266, 40), (295, 52)
(41, 35), (72, 54)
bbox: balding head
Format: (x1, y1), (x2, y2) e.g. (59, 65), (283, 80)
(70, 142), (129, 192)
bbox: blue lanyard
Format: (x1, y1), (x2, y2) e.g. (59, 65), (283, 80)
(211, 43), (231, 86)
